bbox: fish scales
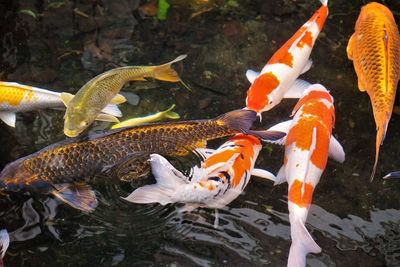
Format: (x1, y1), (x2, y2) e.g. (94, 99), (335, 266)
(1, 117), (241, 188)
(77, 67), (157, 110)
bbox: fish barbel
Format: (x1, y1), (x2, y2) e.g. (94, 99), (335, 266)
(62, 55), (187, 137)
(0, 109), (283, 212)
(346, 2), (400, 180)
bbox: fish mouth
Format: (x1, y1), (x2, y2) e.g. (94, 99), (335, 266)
(64, 128), (79, 138)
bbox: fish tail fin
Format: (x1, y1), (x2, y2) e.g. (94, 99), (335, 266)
(0, 229), (9, 267)
(247, 130), (287, 142)
(383, 171), (400, 179)
(162, 104), (180, 119)
(216, 109), (257, 134)
(122, 154), (186, 205)
(288, 217), (321, 267)
(371, 113), (390, 181)
(154, 54), (187, 82)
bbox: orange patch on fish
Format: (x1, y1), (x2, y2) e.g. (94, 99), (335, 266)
(0, 85), (32, 106)
(288, 179), (314, 207)
(292, 91), (332, 115)
(246, 72), (280, 112)
(297, 31), (313, 48)
(286, 101), (333, 169)
(313, 4), (328, 31)
(268, 51), (294, 67)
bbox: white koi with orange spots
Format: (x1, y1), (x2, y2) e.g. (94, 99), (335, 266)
(0, 81), (122, 128)
(267, 84), (345, 267)
(245, 0), (328, 116)
(123, 133), (277, 211)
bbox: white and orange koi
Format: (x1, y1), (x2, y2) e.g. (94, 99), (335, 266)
(266, 84), (345, 267)
(0, 81), (122, 128)
(245, 0), (328, 116)
(123, 133), (277, 212)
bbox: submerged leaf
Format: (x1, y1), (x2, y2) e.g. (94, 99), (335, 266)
(157, 0), (170, 20)
(19, 9), (37, 19)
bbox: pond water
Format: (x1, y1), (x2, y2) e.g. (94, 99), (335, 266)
(0, 0), (399, 266)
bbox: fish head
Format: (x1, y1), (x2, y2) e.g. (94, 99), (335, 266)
(63, 107), (94, 137)
(0, 158), (35, 191)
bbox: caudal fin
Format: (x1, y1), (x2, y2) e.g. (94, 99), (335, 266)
(154, 55), (187, 82)
(122, 154), (187, 205)
(288, 217), (321, 267)
(370, 113), (390, 181)
(0, 229), (9, 267)
(216, 109), (257, 134)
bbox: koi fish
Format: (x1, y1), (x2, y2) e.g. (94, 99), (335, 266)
(0, 229), (9, 267)
(245, 0), (328, 116)
(123, 134), (277, 215)
(346, 2), (400, 180)
(383, 171), (400, 179)
(62, 55), (187, 137)
(266, 84), (345, 267)
(0, 109), (283, 212)
(0, 81), (123, 127)
(111, 104), (180, 129)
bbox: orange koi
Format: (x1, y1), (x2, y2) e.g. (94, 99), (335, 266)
(245, 0), (328, 116)
(346, 2), (400, 180)
(266, 84), (345, 267)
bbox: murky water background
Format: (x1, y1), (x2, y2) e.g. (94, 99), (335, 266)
(0, 0), (399, 266)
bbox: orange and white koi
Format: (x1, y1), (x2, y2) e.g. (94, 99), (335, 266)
(266, 84), (345, 267)
(123, 133), (278, 212)
(0, 81), (122, 128)
(245, 0), (328, 116)
(346, 2), (400, 180)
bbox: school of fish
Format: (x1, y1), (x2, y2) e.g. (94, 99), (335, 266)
(0, 0), (399, 266)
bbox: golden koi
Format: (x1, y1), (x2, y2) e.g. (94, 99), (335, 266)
(111, 104), (180, 129)
(267, 84), (345, 267)
(0, 81), (122, 128)
(245, 0), (328, 117)
(346, 2), (400, 180)
(0, 109), (283, 212)
(62, 55), (187, 137)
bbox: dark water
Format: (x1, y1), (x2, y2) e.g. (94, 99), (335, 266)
(0, 0), (400, 266)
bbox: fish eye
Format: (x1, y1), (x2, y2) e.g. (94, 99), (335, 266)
(268, 100), (273, 105)
(80, 121), (88, 127)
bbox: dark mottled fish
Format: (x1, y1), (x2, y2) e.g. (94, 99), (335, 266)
(0, 109), (284, 212)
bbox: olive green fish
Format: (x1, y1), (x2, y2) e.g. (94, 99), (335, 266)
(111, 104), (180, 129)
(62, 55), (187, 137)
(0, 109), (285, 212)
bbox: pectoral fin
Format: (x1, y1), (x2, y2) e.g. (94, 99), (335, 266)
(346, 33), (355, 60)
(300, 59), (313, 74)
(246, 69), (260, 83)
(283, 79), (311, 99)
(52, 183), (98, 212)
(328, 136), (345, 163)
(60, 92), (75, 106)
(251, 168), (277, 182)
(96, 113), (120, 122)
(0, 112), (16, 127)
(110, 94), (127, 104)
